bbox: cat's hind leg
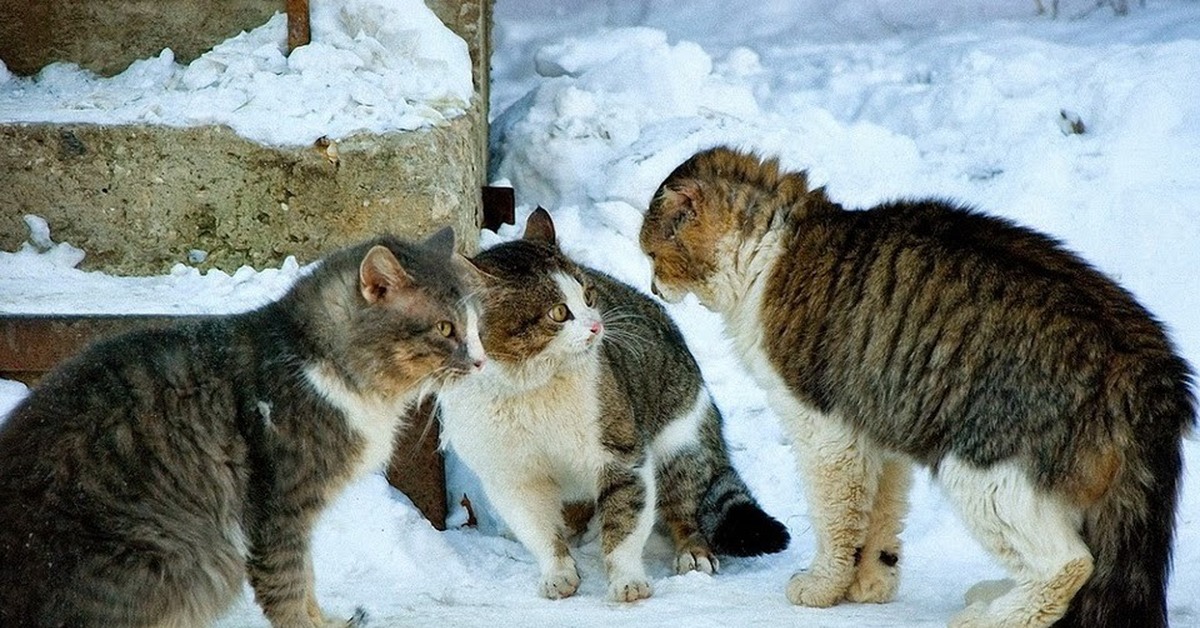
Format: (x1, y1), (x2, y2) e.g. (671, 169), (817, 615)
(301, 555), (367, 627)
(781, 408), (873, 608)
(598, 460), (658, 602)
(846, 453), (912, 604)
(61, 521), (245, 628)
(654, 449), (719, 575)
(939, 456), (1093, 628)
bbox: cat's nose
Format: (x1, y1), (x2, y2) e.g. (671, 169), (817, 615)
(589, 321), (603, 335)
(650, 282), (662, 298)
(473, 356), (487, 371)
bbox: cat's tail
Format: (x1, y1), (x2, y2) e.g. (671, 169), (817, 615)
(1059, 357), (1194, 628)
(698, 466), (790, 557)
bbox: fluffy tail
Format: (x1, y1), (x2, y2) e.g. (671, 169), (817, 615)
(1059, 361), (1194, 628)
(698, 467), (790, 557)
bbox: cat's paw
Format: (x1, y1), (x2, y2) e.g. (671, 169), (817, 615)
(539, 566), (581, 600)
(845, 568), (898, 604)
(845, 550), (900, 603)
(785, 570), (846, 608)
(308, 605), (367, 627)
(608, 577), (653, 603)
(674, 547), (719, 575)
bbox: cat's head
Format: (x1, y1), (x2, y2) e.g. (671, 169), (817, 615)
(303, 228), (487, 398)
(639, 146), (821, 309)
(467, 209), (605, 382)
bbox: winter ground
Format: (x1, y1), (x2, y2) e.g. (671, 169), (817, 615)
(2, 0), (1199, 626)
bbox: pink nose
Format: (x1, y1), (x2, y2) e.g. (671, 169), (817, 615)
(473, 356), (487, 370)
(590, 321), (603, 335)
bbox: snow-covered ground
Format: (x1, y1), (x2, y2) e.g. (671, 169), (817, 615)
(0, 0), (472, 146)
(2, 1), (1199, 626)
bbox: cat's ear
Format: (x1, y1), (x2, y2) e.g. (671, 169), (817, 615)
(662, 181), (701, 237)
(423, 226), (456, 258)
(665, 181), (701, 217)
(451, 253), (489, 291)
(523, 207), (557, 244)
(359, 245), (414, 305)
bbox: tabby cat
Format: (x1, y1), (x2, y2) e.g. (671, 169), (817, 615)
(437, 208), (789, 602)
(639, 146), (1193, 627)
(0, 230), (485, 627)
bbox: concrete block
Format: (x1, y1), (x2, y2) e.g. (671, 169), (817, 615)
(0, 112), (483, 274)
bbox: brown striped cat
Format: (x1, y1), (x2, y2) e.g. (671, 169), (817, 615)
(639, 146), (1194, 628)
(437, 208), (788, 602)
(0, 230), (486, 627)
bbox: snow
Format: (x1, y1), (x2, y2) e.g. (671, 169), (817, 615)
(0, 0), (472, 147)
(0, 223), (302, 315)
(3, 0), (1200, 626)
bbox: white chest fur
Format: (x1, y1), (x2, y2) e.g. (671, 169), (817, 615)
(723, 269), (836, 449)
(303, 362), (415, 478)
(726, 271), (791, 395)
(439, 357), (609, 501)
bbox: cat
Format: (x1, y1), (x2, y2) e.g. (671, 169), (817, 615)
(0, 229), (486, 627)
(639, 146), (1194, 627)
(436, 208), (789, 603)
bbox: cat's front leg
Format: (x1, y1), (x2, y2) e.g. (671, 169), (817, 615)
(248, 519), (345, 627)
(597, 461), (657, 602)
(484, 476), (581, 599)
(780, 410), (872, 608)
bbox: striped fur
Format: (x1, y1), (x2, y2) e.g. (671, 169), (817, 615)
(640, 146), (1194, 626)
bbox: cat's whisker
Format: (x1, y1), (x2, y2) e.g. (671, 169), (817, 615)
(600, 321), (653, 341)
(408, 398), (441, 454)
(598, 328), (652, 359)
(600, 305), (650, 320)
(602, 310), (657, 333)
(598, 334), (645, 359)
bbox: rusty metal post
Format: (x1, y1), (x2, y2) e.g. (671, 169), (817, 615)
(286, 0), (310, 53)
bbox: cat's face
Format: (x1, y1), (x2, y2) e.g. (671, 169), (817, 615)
(472, 243), (605, 371)
(640, 171), (737, 307)
(642, 146), (801, 310)
(351, 240), (487, 397)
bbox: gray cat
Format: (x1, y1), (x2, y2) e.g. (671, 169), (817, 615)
(639, 146), (1195, 627)
(438, 209), (788, 603)
(0, 230), (485, 627)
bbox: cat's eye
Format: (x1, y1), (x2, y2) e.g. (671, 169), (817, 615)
(435, 321), (455, 338)
(548, 303), (570, 323)
(583, 286), (597, 307)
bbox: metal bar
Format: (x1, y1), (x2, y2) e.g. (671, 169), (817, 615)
(286, 0), (311, 53)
